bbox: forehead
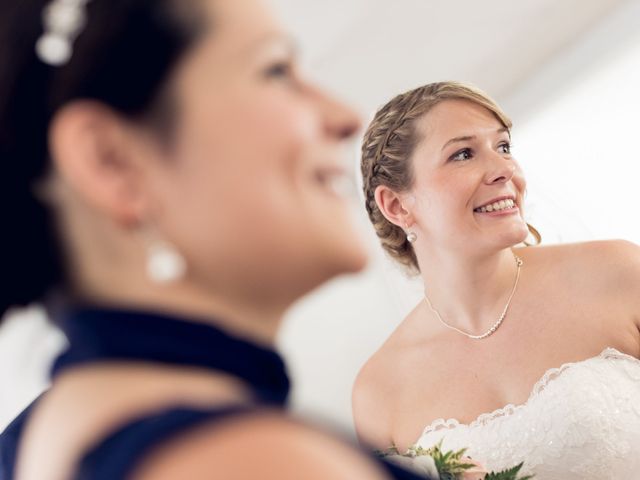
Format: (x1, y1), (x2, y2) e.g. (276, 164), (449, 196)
(202, 0), (283, 45)
(177, 0), (290, 90)
(417, 99), (505, 146)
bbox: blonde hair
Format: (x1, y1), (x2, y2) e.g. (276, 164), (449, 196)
(361, 81), (537, 272)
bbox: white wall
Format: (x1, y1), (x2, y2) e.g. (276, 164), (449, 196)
(506, 0), (640, 245)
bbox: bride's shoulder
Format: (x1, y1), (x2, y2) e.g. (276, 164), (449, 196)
(519, 240), (640, 324)
(352, 317), (417, 445)
(517, 239), (640, 274)
(354, 308), (432, 390)
(352, 308), (439, 446)
(352, 336), (404, 406)
(352, 347), (401, 449)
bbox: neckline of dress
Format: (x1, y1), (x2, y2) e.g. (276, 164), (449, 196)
(418, 347), (639, 439)
(51, 306), (291, 406)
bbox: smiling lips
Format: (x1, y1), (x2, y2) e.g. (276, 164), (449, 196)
(474, 197), (517, 214)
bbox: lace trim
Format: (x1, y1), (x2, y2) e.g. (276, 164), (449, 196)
(420, 347), (640, 437)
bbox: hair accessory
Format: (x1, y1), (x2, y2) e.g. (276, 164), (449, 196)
(35, 0), (92, 66)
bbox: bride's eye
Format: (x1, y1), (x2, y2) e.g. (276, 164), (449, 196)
(450, 148), (473, 162)
(498, 142), (512, 154)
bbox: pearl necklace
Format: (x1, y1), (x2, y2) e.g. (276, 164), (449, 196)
(424, 252), (523, 340)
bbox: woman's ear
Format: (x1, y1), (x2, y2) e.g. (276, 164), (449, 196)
(374, 185), (415, 229)
(48, 101), (148, 228)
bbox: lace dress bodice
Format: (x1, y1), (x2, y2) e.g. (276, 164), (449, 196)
(414, 348), (640, 479)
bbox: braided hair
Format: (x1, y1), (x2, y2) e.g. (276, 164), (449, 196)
(360, 81), (515, 272)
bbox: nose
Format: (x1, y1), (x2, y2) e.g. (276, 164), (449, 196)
(484, 152), (515, 185)
(312, 86), (361, 141)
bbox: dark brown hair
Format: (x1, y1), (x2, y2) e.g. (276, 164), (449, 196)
(0, 0), (205, 318)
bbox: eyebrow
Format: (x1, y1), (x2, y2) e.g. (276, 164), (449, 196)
(441, 127), (510, 151)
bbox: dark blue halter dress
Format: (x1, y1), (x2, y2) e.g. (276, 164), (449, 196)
(0, 308), (423, 479)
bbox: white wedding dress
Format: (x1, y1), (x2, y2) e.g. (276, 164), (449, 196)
(413, 348), (640, 479)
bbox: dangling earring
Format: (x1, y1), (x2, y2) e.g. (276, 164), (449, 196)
(401, 199), (417, 243)
(524, 223), (542, 247)
(146, 239), (186, 284)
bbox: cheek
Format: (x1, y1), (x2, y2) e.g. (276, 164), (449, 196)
(416, 169), (477, 211)
(155, 90), (326, 256)
(189, 90), (316, 187)
(211, 99), (316, 228)
(244, 92), (318, 145)
(513, 170), (527, 194)
(411, 168), (484, 238)
(175, 87), (310, 183)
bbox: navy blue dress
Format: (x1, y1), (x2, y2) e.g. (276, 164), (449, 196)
(0, 308), (423, 479)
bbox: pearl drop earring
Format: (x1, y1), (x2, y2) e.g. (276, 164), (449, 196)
(406, 231), (417, 243)
(146, 240), (186, 284)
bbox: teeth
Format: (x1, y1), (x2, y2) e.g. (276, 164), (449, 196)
(475, 198), (515, 213)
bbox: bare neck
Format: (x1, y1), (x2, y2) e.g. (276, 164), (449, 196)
(70, 264), (286, 347)
(418, 247), (521, 333)
(53, 180), (287, 348)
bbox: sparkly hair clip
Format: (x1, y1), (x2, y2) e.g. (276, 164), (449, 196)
(35, 0), (92, 66)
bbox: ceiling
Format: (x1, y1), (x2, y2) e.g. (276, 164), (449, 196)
(269, 0), (631, 115)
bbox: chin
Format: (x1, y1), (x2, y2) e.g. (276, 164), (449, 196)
(313, 237), (369, 289)
(317, 214), (369, 274)
(502, 223), (530, 247)
(341, 245), (369, 274)
(328, 239), (369, 275)
(282, 233), (368, 299)
(287, 257), (366, 306)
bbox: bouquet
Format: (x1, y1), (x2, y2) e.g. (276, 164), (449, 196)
(378, 442), (533, 480)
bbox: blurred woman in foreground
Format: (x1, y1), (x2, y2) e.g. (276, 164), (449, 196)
(0, 0), (423, 478)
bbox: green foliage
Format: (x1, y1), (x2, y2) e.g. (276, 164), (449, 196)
(378, 440), (534, 480)
(374, 445), (400, 457)
(484, 462), (534, 480)
(412, 442), (476, 479)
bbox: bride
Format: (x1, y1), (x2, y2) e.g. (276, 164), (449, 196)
(354, 81), (640, 478)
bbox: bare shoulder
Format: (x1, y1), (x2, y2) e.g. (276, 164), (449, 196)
(518, 239), (640, 282)
(581, 240), (640, 328)
(519, 240), (640, 329)
(17, 364), (253, 480)
(352, 308), (427, 450)
(352, 342), (398, 450)
(132, 412), (389, 480)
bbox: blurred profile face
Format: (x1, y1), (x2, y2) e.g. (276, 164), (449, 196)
(137, 0), (366, 300)
(407, 99), (529, 255)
